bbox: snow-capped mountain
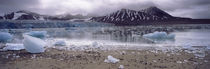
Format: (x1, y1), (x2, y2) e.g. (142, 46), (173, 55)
(0, 10), (89, 21)
(2, 10), (45, 20)
(91, 7), (191, 24)
(141, 6), (173, 19)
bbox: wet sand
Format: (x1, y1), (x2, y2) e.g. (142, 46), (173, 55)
(0, 48), (210, 69)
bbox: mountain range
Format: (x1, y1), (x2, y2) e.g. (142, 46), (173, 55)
(0, 7), (193, 24)
(91, 7), (191, 24)
(0, 10), (89, 21)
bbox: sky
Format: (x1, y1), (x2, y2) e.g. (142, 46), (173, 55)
(0, 0), (210, 19)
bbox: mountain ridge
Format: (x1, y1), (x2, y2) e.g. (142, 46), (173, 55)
(91, 7), (191, 24)
(0, 10), (89, 21)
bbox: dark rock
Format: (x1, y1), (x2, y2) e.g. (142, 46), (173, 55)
(0, 16), (4, 20)
(17, 14), (36, 20)
(141, 6), (173, 18)
(4, 12), (14, 19)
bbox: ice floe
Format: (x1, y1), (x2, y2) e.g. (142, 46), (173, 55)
(23, 35), (46, 53)
(25, 31), (47, 39)
(143, 31), (175, 42)
(0, 32), (13, 42)
(54, 40), (66, 46)
(3, 43), (24, 51)
(104, 55), (119, 63)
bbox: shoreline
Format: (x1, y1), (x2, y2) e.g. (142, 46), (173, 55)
(1, 48), (210, 69)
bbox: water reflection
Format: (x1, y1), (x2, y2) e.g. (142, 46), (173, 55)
(1, 24), (210, 46)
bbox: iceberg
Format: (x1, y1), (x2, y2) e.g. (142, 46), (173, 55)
(54, 40), (66, 46)
(0, 32), (13, 42)
(25, 31), (47, 39)
(23, 35), (46, 53)
(104, 55), (119, 63)
(92, 42), (101, 48)
(143, 31), (175, 41)
(3, 43), (24, 51)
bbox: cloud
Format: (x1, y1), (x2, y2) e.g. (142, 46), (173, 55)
(0, 0), (40, 14)
(0, 0), (210, 19)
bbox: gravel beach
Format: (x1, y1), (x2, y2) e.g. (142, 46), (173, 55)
(1, 48), (210, 69)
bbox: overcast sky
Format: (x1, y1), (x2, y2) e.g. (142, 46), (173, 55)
(0, 0), (210, 19)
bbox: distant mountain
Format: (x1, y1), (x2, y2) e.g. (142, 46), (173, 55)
(0, 10), (89, 21)
(91, 7), (191, 24)
(1, 10), (45, 20)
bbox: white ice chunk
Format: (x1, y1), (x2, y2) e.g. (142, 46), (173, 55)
(54, 40), (66, 46)
(104, 55), (119, 63)
(0, 32), (13, 42)
(119, 65), (124, 69)
(143, 31), (175, 41)
(25, 31), (47, 39)
(92, 42), (101, 48)
(3, 43), (24, 51)
(23, 35), (46, 53)
(176, 61), (183, 63)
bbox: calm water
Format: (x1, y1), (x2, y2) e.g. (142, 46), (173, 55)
(1, 24), (210, 47)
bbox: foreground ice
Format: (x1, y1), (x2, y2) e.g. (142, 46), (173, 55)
(3, 43), (24, 51)
(119, 65), (124, 69)
(143, 31), (175, 42)
(0, 32), (13, 42)
(104, 55), (119, 63)
(25, 31), (47, 39)
(23, 35), (46, 53)
(182, 46), (207, 58)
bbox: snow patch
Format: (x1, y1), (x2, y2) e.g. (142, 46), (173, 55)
(38, 16), (45, 20)
(23, 35), (46, 53)
(13, 12), (26, 20)
(104, 55), (119, 63)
